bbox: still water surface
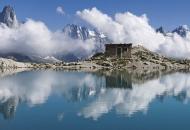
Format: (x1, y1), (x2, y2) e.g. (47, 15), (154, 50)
(0, 70), (190, 130)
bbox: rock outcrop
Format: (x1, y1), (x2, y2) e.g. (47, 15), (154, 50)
(1, 45), (190, 72)
(90, 45), (190, 71)
(0, 58), (32, 69)
(0, 5), (18, 27)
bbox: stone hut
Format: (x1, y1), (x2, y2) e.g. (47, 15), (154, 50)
(105, 43), (132, 58)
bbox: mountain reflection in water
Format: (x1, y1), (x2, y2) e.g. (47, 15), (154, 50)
(0, 70), (190, 120)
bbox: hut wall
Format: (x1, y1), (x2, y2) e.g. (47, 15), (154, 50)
(105, 44), (132, 58)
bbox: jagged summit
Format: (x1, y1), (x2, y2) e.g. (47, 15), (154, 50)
(156, 26), (166, 35)
(172, 25), (190, 37)
(0, 5), (18, 27)
(63, 24), (109, 41)
(63, 24), (111, 55)
(156, 25), (190, 37)
(2, 5), (13, 13)
(63, 24), (92, 40)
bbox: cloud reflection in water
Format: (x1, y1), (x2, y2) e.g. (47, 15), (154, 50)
(0, 71), (190, 120)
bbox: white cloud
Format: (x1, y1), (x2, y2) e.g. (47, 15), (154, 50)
(79, 73), (190, 120)
(1, 70), (190, 119)
(0, 19), (97, 58)
(77, 7), (190, 58)
(56, 6), (65, 15)
(77, 8), (126, 43)
(0, 71), (100, 106)
(1, 7), (190, 60)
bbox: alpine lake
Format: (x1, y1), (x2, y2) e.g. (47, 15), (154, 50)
(0, 69), (190, 130)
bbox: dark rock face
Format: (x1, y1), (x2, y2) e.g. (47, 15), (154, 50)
(172, 25), (189, 37)
(63, 24), (111, 43)
(63, 24), (91, 40)
(156, 25), (190, 37)
(0, 5), (18, 27)
(156, 26), (166, 35)
(62, 24), (111, 61)
(55, 53), (79, 62)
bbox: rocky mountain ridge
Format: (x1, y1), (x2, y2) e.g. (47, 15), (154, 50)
(0, 5), (18, 27)
(89, 45), (190, 71)
(156, 25), (190, 37)
(1, 44), (190, 74)
(0, 5), (190, 64)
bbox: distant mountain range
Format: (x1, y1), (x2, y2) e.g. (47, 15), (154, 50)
(0, 5), (190, 62)
(63, 24), (110, 43)
(156, 25), (190, 37)
(0, 5), (111, 62)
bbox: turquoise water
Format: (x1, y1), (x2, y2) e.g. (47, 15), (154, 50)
(0, 70), (190, 130)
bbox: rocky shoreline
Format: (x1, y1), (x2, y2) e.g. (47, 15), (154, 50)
(1, 45), (190, 73)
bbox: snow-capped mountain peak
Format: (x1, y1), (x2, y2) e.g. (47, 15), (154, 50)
(156, 25), (190, 37)
(62, 24), (111, 60)
(172, 25), (190, 37)
(63, 24), (110, 42)
(43, 56), (61, 63)
(0, 5), (18, 27)
(63, 24), (92, 40)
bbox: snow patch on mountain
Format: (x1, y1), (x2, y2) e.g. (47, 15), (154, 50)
(0, 5), (18, 27)
(63, 24), (111, 43)
(172, 25), (190, 37)
(156, 25), (190, 38)
(44, 56), (61, 63)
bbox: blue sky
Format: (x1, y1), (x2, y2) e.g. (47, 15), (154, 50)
(0, 0), (190, 31)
